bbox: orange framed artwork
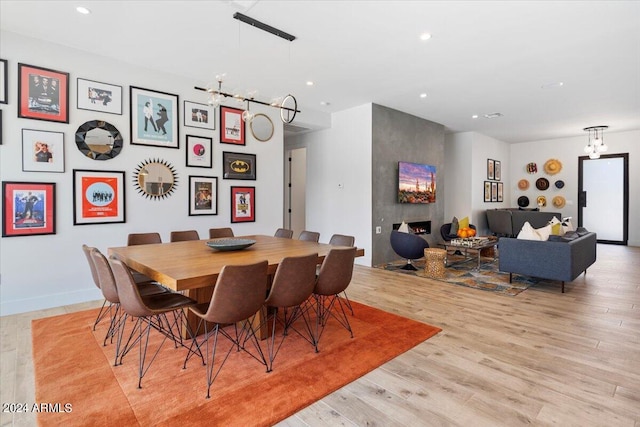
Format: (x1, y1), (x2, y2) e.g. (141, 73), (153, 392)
(72, 169), (125, 225)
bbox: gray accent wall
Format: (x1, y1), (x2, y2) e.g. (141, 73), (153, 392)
(371, 104), (445, 266)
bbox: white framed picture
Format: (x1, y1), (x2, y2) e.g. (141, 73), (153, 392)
(184, 100), (215, 130)
(186, 135), (213, 168)
(22, 129), (65, 173)
(77, 78), (122, 115)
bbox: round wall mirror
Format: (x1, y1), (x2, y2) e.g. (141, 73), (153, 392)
(250, 113), (274, 142)
(133, 158), (178, 199)
(75, 120), (123, 160)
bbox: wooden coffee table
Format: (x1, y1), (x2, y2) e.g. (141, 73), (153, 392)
(442, 238), (498, 270)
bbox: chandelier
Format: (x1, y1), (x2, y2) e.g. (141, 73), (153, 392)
(583, 125), (608, 159)
(195, 74), (298, 124)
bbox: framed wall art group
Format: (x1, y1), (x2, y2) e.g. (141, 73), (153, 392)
(484, 181), (503, 203)
(6, 58), (267, 232)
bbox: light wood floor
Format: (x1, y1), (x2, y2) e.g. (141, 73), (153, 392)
(2, 244), (639, 426)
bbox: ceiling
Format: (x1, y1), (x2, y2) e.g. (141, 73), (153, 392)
(2, 0), (639, 143)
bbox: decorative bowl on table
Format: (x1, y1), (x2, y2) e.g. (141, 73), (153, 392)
(206, 238), (256, 251)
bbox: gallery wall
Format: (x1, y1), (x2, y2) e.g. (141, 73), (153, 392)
(0, 31), (285, 315)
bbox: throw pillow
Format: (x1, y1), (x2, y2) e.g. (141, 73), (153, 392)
(458, 216), (470, 229)
(562, 217), (574, 233)
(450, 217), (459, 236)
(548, 216), (565, 236)
(516, 221), (552, 241)
(536, 223), (553, 241)
(398, 221), (410, 233)
(517, 222), (542, 240)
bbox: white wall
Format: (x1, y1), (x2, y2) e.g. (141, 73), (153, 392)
(444, 131), (510, 234)
(0, 32), (285, 315)
(287, 104), (372, 266)
(510, 130), (640, 246)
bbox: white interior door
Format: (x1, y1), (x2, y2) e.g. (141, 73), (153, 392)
(579, 155), (627, 243)
(285, 147), (306, 237)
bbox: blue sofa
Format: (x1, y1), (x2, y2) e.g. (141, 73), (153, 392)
(498, 231), (597, 293)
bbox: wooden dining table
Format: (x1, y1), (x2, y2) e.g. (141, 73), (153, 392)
(108, 235), (364, 338)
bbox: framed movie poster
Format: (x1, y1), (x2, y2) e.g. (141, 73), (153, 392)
(494, 160), (501, 181)
(186, 135), (213, 168)
(491, 182), (498, 202)
(77, 78), (122, 115)
(22, 129), (65, 173)
(222, 151), (256, 180)
(497, 182), (504, 202)
(484, 181), (491, 203)
(2, 181), (56, 237)
(184, 100), (215, 130)
(130, 86), (179, 148)
(230, 186), (255, 223)
(189, 175), (218, 216)
(18, 63), (69, 123)
(73, 169), (126, 225)
(220, 106), (245, 145)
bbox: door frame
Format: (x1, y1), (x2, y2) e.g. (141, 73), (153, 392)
(578, 153), (629, 245)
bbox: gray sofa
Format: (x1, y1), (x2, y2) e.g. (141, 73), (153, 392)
(498, 231), (597, 292)
(486, 208), (562, 237)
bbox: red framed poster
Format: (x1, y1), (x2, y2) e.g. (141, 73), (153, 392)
(18, 63), (69, 123)
(73, 169), (126, 225)
(2, 181), (56, 237)
(230, 186), (255, 223)
(220, 106), (245, 145)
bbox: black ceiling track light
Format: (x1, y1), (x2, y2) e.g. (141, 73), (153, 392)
(233, 12), (296, 42)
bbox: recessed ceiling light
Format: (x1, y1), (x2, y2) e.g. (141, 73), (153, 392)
(419, 93), (427, 98)
(320, 101), (330, 106)
(306, 81), (314, 86)
(483, 112), (503, 119)
(472, 115), (479, 119)
(420, 33), (432, 41)
(76, 6), (91, 14)
(541, 82), (564, 89)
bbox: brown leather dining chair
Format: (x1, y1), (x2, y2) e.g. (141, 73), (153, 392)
(126, 232), (163, 284)
(108, 256), (201, 389)
(127, 232), (162, 246)
(263, 253), (318, 371)
(274, 228), (294, 239)
(89, 247), (169, 366)
(82, 244), (110, 331)
(170, 230), (200, 242)
(328, 234), (356, 315)
(208, 227), (234, 239)
(183, 260), (269, 398)
(328, 234), (355, 247)
(312, 247), (357, 352)
(298, 230), (320, 242)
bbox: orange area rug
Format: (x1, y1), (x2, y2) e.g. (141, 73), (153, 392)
(33, 301), (441, 426)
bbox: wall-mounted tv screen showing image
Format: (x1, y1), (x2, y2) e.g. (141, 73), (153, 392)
(398, 161), (436, 204)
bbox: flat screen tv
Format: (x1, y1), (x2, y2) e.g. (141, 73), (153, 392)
(398, 161), (436, 204)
